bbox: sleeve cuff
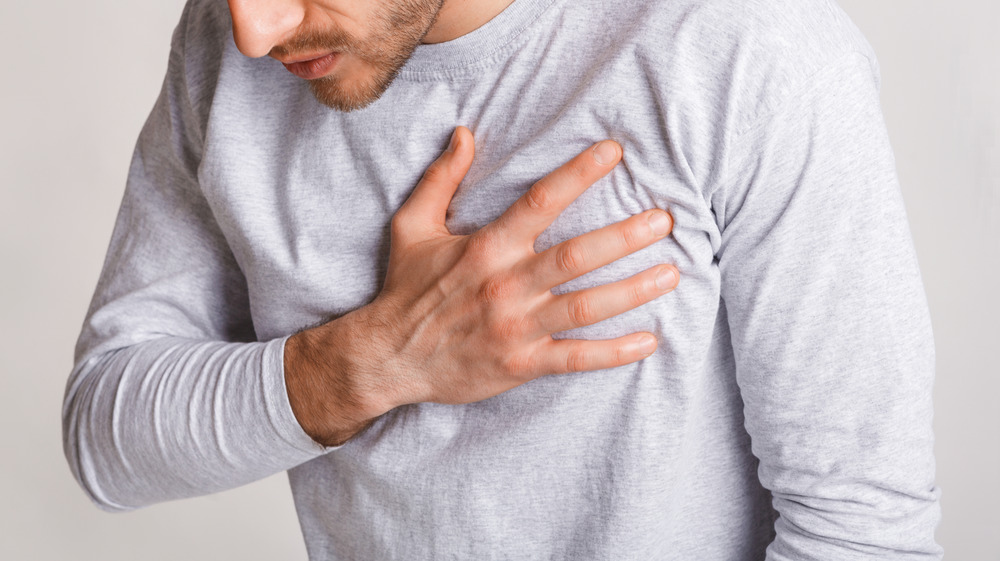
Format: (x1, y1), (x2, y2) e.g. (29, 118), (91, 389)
(262, 336), (344, 455)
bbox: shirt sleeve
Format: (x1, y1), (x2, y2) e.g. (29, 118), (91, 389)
(61, 1), (331, 512)
(711, 52), (942, 558)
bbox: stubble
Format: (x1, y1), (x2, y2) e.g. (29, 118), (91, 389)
(271, 0), (445, 111)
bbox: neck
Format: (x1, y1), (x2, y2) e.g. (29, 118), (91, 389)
(422, 0), (517, 43)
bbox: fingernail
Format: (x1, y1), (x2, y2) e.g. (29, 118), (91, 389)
(592, 141), (619, 166)
(637, 336), (657, 356)
(647, 211), (671, 237)
(655, 267), (677, 291)
(447, 128), (459, 152)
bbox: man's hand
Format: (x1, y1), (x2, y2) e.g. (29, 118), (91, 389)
(285, 126), (678, 446)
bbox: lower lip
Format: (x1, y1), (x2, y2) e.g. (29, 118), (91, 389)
(283, 52), (340, 80)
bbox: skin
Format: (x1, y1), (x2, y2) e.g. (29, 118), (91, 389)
(227, 1), (680, 446)
(227, 0), (517, 110)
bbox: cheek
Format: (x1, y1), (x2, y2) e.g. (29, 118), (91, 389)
(313, 1), (377, 39)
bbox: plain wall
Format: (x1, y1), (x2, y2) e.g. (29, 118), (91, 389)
(0, 0), (995, 558)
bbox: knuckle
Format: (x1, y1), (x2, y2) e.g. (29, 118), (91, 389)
(620, 223), (645, 251)
(390, 212), (410, 235)
(565, 346), (590, 372)
(612, 344), (629, 366)
(568, 159), (590, 181)
(524, 184), (553, 212)
(626, 281), (648, 308)
(478, 273), (516, 305)
(554, 241), (586, 274)
(568, 295), (596, 326)
(389, 210), (413, 241)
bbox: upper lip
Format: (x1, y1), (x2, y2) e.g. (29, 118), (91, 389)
(273, 51), (337, 65)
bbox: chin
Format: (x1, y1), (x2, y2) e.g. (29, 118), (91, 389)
(309, 55), (401, 112)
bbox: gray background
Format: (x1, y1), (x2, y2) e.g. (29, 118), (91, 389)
(0, 0), (995, 558)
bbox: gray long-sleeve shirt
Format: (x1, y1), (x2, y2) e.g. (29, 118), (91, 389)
(63, 0), (942, 558)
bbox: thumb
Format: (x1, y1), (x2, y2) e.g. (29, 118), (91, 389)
(395, 126), (475, 239)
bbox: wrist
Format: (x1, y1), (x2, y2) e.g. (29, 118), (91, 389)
(283, 311), (393, 446)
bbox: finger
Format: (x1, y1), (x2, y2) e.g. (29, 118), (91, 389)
(535, 264), (679, 334)
(534, 332), (658, 375)
(393, 126), (475, 240)
(487, 140), (622, 244)
(528, 208), (673, 289)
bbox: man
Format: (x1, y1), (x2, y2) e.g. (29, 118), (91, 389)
(63, 0), (942, 558)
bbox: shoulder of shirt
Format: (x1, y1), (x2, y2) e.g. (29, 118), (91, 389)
(164, 0), (234, 124)
(173, 0), (232, 57)
(613, 0), (881, 135)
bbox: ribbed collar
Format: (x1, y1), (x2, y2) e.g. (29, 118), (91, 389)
(398, 0), (560, 80)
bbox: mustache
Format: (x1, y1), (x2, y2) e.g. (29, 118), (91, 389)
(269, 26), (355, 59)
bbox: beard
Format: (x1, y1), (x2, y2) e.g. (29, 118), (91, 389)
(269, 0), (445, 111)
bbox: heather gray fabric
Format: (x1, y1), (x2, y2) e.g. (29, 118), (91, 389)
(62, 0), (942, 558)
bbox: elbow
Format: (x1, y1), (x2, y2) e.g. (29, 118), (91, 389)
(768, 482), (943, 558)
(62, 370), (139, 513)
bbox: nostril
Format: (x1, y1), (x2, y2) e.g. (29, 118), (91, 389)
(227, 0), (305, 58)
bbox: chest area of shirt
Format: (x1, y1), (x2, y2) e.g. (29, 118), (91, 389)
(198, 77), (708, 340)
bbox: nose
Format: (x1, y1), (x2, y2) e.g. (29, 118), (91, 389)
(227, 0), (306, 58)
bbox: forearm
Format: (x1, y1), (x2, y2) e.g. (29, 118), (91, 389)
(63, 337), (326, 511)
